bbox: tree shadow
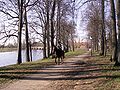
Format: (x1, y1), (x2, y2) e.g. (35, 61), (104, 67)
(0, 52), (118, 82)
(23, 75), (120, 81)
(0, 60), (119, 81)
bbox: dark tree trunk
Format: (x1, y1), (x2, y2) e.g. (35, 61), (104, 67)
(24, 6), (30, 62)
(51, 0), (56, 54)
(115, 0), (120, 66)
(71, 1), (75, 52)
(29, 42), (32, 62)
(43, 27), (47, 58)
(17, 0), (23, 64)
(100, 0), (105, 56)
(104, 36), (107, 56)
(110, 0), (117, 61)
(66, 34), (69, 52)
(58, 0), (61, 42)
(56, 0), (61, 45)
(62, 26), (66, 51)
(46, 0), (50, 57)
(71, 33), (75, 51)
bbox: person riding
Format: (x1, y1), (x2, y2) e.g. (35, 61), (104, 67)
(57, 41), (62, 51)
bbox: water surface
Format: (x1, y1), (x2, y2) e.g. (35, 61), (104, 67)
(0, 50), (43, 67)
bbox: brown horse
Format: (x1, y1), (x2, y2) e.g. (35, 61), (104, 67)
(52, 46), (65, 65)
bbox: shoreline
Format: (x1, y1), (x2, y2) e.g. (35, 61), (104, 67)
(0, 48), (17, 52)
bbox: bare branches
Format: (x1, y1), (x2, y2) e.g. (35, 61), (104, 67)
(29, 24), (43, 37)
(76, 0), (96, 10)
(0, 10), (18, 19)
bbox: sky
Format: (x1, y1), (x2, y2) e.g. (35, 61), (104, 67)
(75, 0), (88, 42)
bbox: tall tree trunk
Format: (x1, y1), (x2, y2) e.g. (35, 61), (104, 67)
(104, 31), (107, 56)
(43, 29), (47, 59)
(51, 0), (56, 53)
(17, 0), (23, 64)
(62, 26), (66, 51)
(95, 31), (99, 51)
(46, 0), (50, 57)
(24, 5), (30, 62)
(115, 0), (120, 66)
(71, 0), (75, 51)
(66, 38), (69, 52)
(110, 0), (117, 61)
(29, 42), (32, 62)
(71, 33), (75, 51)
(58, 0), (61, 42)
(100, 0), (105, 56)
(56, 0), (61, 45)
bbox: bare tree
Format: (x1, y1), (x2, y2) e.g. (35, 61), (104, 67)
(24, 1), (30, 62)
(115, 0), (120, 66)
(32, 0), (49, 58)
(100, 0), (105, 56)
(17, 0), (23, 64)
(46, 0), (50, 57)
(84, 1), (101, 52)
(50, 0), (56, 54)
(110, 0), (117, 61)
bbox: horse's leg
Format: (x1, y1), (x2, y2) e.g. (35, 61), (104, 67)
(62, 51), (64, 59)
(59, 58), (61, 65)
(62, 52), (65, 64)
(58, 58), (60, 65)
(55, 57), (57, 64)
(61, 57), (63, 64)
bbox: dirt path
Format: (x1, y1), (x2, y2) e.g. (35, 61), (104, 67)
(1, 53), (104, 90)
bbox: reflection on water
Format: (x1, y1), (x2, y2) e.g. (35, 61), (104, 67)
(0, 50), (43, 67)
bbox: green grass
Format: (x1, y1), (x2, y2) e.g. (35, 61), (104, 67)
(65, 49), (86, 57)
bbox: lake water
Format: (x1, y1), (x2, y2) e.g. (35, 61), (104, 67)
(0, 50), (43, 67)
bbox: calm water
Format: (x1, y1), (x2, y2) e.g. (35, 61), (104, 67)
(0, 50), (43, 67)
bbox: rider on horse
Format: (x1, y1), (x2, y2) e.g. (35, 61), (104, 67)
(52, 41), (65, 64)
(57, 41), (62, 50)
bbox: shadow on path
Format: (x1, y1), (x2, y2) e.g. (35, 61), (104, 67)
(0, 55), (117, 81)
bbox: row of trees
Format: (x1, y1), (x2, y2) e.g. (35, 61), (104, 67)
(0, 0), (76, 64)
(84, 0), (120, 66)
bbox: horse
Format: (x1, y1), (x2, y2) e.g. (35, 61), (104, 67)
(52, 46), (65, 65)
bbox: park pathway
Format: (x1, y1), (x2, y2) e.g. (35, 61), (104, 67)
(1, 53), (103, 90)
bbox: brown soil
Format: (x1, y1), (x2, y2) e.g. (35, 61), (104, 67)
(1, 53), (105, 90)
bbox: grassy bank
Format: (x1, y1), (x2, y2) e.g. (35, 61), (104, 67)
(0, 48), (17, 52)
(0, 49), (87, 87)
(85, 53), (120, 90)
(65, 49), (87, 57)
